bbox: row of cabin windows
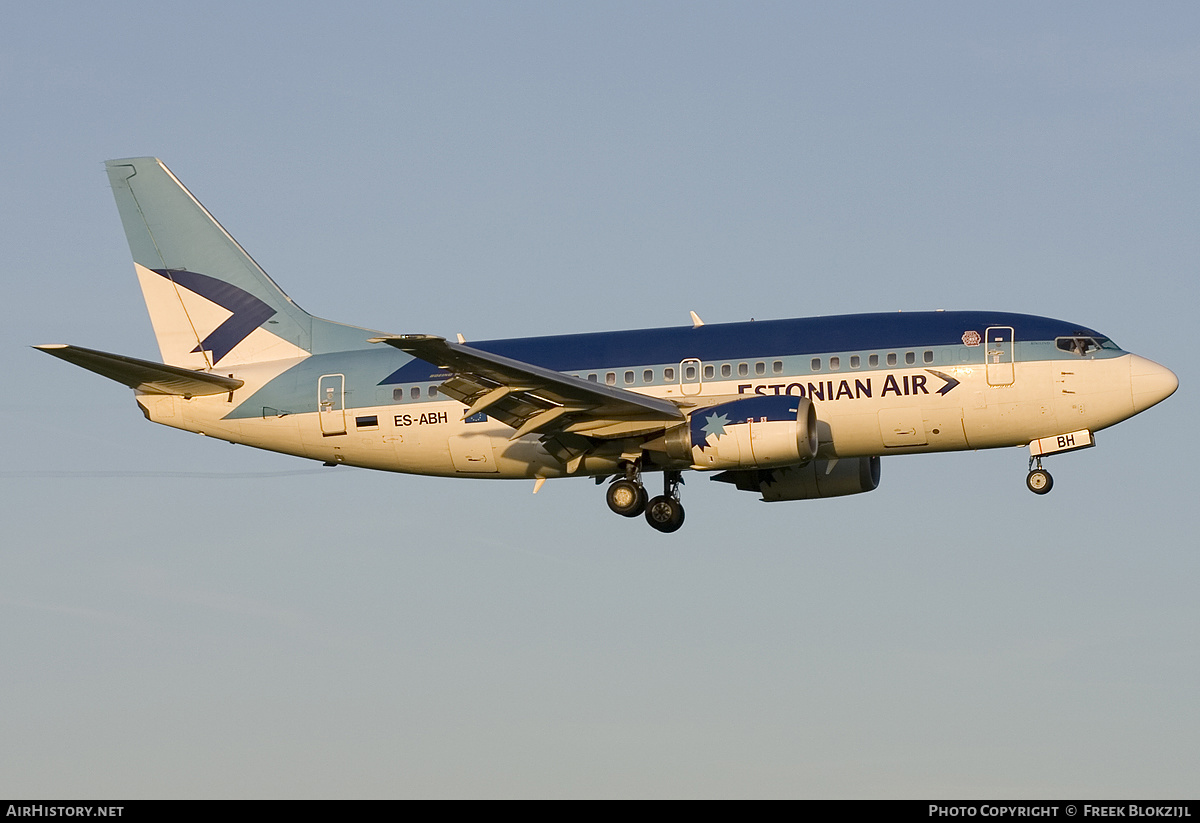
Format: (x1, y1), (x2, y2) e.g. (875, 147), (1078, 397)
(710, 361), (784, 378)
(811, 350), (935, 372)
(393, 386), (440, 401)
(396, 350), (939, 398)
(585, 360), (787, 386)
(581, 350), (938, 385)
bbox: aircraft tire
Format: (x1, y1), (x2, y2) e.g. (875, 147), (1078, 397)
(607, 480), (647, 517)
(645, 495), (685, 533)
(1026, 469), (1053, 495)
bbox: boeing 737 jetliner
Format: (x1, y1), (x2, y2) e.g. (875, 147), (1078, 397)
(37, 158), (1178, 532)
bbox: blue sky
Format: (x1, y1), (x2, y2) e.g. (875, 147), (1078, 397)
(3, 1), (1196, 798)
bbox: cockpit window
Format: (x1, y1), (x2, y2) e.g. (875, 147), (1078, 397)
(1056, 336), (1101, 356)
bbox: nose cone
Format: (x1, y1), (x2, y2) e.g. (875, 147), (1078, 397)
(1130, 355), (1178, 413)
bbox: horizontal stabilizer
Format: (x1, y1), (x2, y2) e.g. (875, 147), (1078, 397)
(34, 344), (244, 397)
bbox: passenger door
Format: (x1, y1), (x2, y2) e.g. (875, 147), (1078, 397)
(318, 374), (347, 436)
(985, 327), (1015, 386)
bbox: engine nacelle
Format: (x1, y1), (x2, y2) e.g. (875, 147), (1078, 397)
(664, 395), (818, 470)
(713, 456), (881, 501)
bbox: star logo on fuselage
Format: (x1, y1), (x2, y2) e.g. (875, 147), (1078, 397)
(697, 411), (731, 451)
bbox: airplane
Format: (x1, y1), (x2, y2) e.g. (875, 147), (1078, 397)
(37, 157), (1178, 533)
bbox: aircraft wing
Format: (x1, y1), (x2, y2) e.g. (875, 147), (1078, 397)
(35, 344), (244, 397)
(371, 334), (686, 439)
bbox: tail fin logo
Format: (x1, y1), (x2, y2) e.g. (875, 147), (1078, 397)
(153, 268), (275, 364)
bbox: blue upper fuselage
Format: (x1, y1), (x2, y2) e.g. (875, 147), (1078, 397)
(382, 310), (1113, 381)
(226, 310), (1118, 418)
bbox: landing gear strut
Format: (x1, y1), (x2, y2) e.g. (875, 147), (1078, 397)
(644, 470), (685, 533)
(604, 463), (686, 532)
(1026, 456), (1053, 495)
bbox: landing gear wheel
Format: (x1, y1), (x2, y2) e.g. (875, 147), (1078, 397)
(1026, 468), (1053, 495)
(645, 495), (685, 533)
(606, 479), (647, 517)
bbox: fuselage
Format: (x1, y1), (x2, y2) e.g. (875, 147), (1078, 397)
(39, 157), (1181, 533)
(132, 309), (1177, 480)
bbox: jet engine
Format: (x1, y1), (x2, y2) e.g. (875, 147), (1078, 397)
(713, 456), (881, 501)
(663, 395), (818, 470)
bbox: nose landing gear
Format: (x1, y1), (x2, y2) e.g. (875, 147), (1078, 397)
(1026, 456), (1053, 495)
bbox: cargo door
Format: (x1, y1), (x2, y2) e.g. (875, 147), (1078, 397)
(878, 408), (927, 448)
(448, 434), (499, 473)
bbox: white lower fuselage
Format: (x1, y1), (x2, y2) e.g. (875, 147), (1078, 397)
(134, 350), (1155, 480)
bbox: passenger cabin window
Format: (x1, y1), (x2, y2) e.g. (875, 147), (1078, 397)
(738, 363), (748, 377)
(923, 350), (934, 364)
(644, 369), (654, 383)
(772, 361), (783, 374)
(588, 373), (597, 382)
(811, 358), (821, 372)
(410, 386), (420, 400)
(428, 386), (438, 397)
(829, 356), (840, 370)
(905, 352), (915, 366)
(887, 353), (897, 366)
(624, 371), (634, 384)
(664, 367), (675, 381)
(721, 364), (732, 378)
(755, 362), (765, 376)
(606, 372), (616, 385)
(850, 355), (860, 369)
(869, 354), (879, 367)
(684, 364), (696, 380)
(704, 365), (714, 379)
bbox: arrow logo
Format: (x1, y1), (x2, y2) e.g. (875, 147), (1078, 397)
(925, 369), (961, 396)
(153, 269), (276, 364)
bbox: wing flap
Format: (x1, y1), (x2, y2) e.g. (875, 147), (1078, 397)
(372, 334), (685, 439)
(35, 344), (244, 397)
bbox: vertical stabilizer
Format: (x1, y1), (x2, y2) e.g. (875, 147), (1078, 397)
(105, 157), (314, 368)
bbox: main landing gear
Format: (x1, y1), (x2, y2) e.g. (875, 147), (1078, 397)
(605, 463), (686, 533)
(1026, 456), (1053, 495)
(606, 470), (647, 518)
(644, 471), (685, 533)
